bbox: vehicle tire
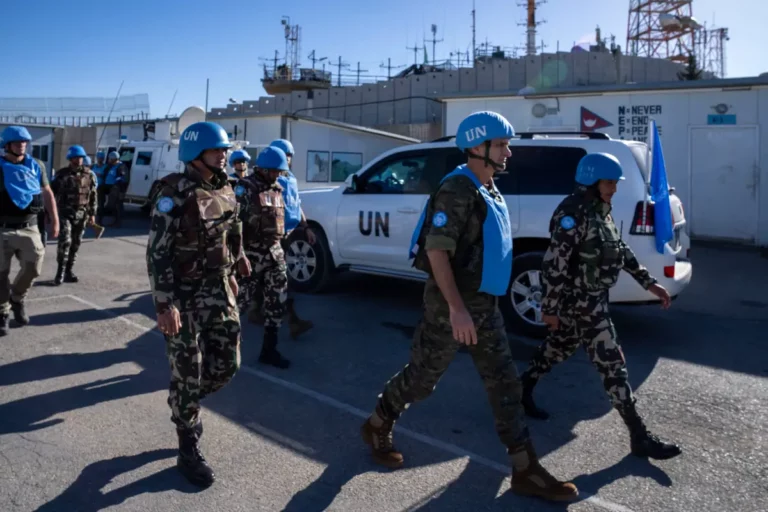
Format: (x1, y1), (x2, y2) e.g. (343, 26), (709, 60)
(285, 226), (334, 293)
(500, 251), (549, 339)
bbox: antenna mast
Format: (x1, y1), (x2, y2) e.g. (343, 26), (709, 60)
(471, 0), (476, 63)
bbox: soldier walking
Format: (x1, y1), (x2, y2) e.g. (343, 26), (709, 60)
(146, 121), (250, 487)
(235, 146), (292, 369)
(50, 145), (97, 285)
(360, 111), (579, 502)
(0, 126), (59, 334)
(520, 152), (682, 460)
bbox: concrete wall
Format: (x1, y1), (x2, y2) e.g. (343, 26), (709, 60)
(220, 53), (684, 134)
(444, 85), (768, 247)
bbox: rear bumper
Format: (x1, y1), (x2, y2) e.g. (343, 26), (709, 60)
(611, 260), (693, 305)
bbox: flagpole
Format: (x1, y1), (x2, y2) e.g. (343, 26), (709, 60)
(643, 119), (654, 232)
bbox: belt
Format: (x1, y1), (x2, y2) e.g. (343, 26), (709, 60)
(0, 220), (34, 229)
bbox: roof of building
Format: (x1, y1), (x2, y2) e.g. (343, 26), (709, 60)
(438, 74), (768, 101)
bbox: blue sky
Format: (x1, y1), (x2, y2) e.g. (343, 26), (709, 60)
(3, 0), (764, 118)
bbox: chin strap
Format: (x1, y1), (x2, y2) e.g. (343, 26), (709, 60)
(466, 141), (505, 172)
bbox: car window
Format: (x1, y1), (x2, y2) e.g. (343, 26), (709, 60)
(360, 153), (429, 194)
(510, 145), (587, 195)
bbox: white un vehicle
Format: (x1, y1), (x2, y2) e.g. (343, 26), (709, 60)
(285, 131), (693, 338)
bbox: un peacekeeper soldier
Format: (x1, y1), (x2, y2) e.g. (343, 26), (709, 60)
(50, 145), (97, 285)
(102, 151), (127, 227)
(360, 111), (579, 502)
(227, 149), (250, 187)
(520, 152), (682, 460)
(146, 121), (251, 487)
(235, 146), (292, 368)
(248, 138), (314, 339)
(0, 126), (59, 335)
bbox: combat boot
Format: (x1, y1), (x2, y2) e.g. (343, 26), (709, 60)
(0, 313), (9, 337)
(521, 374), (550, 420)
(286, 298), (313, 340)
(360, 403), (404, 469)
(10, 299), (29, 326)
(509, 440), (579, 502)
(620, 404), (682, 460)
(64, 262), (79, 283)
(54, 263), (65, 286)
(176, 423), (215, 487)
(258, 327), (290, 369)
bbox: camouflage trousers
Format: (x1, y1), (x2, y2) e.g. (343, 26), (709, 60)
(57, 210), (88, 267)
(236, 243), (288, 328)
(377, 285), (530, 450)
(521, 293), (635, 414)
(165, 276), (241, 430)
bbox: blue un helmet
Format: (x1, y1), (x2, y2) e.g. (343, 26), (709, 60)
(107, 151), (120, 161)
(455, 111), (515, 170)
(228, 149), (251, 167)
(269, 138), (294, 156)
(96, 150), (105, 160)
(1, 126), (32, 145)
(256, 146), (289, 172)
(178, 121), (233, 163)
(84, 155), (92, 166)
(574, 152), (625, 186)
(66, 145), (87, 159)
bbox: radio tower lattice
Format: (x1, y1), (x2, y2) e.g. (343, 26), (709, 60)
(626, 0), (699, 63)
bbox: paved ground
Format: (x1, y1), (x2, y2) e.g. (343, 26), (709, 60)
(1, 210), (766, 512)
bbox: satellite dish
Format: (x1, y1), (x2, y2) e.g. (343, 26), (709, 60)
(177, 106), (206, 136)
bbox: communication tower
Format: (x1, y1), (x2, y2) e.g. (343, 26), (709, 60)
(626, 0), (701, 63)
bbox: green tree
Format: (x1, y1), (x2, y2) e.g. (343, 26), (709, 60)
(678, 54), (703, 81)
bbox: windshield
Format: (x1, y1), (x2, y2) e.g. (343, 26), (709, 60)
(628, 143), (650, 183)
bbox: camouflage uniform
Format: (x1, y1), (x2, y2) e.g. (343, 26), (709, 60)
(51, 165), (97, 283)
(520, 185), (656, 414)
(235, 170), (290, 368)
(374, 173), (529, 451)
(520, 185), (682, 460)
(146, 164), (244, 431)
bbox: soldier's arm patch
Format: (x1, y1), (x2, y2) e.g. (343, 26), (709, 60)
(560, 215), (576, 230)
(432, 211), (447, 228)
(155, 196), (174, 213)
(235, 184), (245, 197)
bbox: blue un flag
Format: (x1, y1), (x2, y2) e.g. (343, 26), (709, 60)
(650, 120), (673, 254)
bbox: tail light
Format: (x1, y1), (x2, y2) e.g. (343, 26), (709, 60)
(663, 265), (675, 278)
(630, 201), (655, 235)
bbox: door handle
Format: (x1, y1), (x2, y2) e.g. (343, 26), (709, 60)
(397, 207), (419, 214)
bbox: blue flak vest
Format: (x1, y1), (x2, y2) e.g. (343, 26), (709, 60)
(278, 171), (302, 232)
(92, 164), (106, 187)
(0, 155), (42, 209)
(408, 165), (513, 297)
(104, 164), (121, 185)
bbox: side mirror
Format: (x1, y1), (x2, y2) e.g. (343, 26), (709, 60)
(350, 174), (360, 192)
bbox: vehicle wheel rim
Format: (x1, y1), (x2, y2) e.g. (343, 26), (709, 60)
(286, 240), (317, 283)
(509, 270), (545, 327)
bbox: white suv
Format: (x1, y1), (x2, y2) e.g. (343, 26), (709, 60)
(288, 132), (693, 338)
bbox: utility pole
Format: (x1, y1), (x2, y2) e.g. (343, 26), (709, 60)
(308, 49), (327, 69)
(355, 61), (368, 85)
(332, 56), (349, 86)
(406, 42), (424, 64)
(424, 24), (443, 65)
(379, 58), (405, 79)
